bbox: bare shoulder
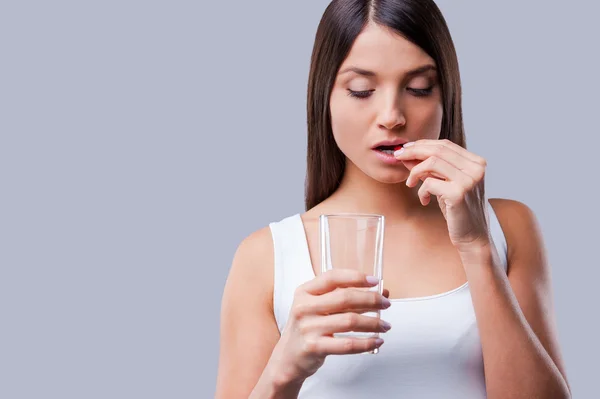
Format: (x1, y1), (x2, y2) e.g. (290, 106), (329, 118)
(226, 225), (275, 307)
(488, 197), (537, 226)
(216, 225), (280, 397)
(234, 225), (274, 265)
(488, 197), (544, 264)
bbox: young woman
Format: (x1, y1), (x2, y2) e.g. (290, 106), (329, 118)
(216, 1), (571, 397)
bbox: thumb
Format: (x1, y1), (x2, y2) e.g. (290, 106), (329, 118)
(401, 159), (420, 170)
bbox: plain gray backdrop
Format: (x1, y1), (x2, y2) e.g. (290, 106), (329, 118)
(2, 1), (598, 398)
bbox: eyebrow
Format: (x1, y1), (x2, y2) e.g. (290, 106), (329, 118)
(338, 64), (437, 78)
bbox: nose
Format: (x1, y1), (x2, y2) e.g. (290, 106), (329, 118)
(376, 96), (406, 130)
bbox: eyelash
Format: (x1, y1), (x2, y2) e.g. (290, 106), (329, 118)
(346, 89), (374, 99)
(346, 87), (434, 99)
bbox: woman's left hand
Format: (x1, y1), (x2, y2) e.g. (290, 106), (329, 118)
(394, 139), (491, 253)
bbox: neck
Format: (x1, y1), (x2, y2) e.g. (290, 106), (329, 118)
(326, 161), (439, 223)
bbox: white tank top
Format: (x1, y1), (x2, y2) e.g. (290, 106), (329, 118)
(268, 201), (507, 398)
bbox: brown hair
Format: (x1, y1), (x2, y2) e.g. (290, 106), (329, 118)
(305, 0), (465, 211)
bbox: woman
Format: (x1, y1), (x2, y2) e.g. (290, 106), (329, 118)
(215, 0), (571, 397)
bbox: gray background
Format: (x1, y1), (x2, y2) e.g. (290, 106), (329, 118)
(1, 1), (598, 398)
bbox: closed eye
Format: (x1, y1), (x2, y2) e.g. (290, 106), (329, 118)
(347, 89), (374, 99)
(348, 86), (435, 99)
(408, 86), (434, 97)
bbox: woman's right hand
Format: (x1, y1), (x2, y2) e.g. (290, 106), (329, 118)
(267, 269), (392, 384)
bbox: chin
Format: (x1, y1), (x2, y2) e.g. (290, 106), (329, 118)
(346, 158), (409, 185)
(367, 168), (409, 185)
(374, 175), (408, 185)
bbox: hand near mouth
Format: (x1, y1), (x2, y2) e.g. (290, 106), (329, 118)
(393, 139), (490, 254)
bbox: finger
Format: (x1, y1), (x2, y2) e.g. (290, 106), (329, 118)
(324, 303), (387, 315)
(395, 141), (463, 165)
(346, 308), (386, 315)
(406, 156), (474, 188)
(302, 269), (380, 296)
(396, 141), (483, 181)
(314, 337), (383, 355)
(402, 139), (486, 166)
(437, 139), (487, 166)
(400, 158), (446, 182)
(307, 313), (391, 335)
(400, 159), (420, 171)
(382, 288), (390, 298)
(400, 158), (445, 181)
(309, 288), (390, 315)
(417, 178), (464, 206)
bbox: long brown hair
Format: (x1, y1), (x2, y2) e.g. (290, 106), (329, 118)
(305, 0), (466, 211)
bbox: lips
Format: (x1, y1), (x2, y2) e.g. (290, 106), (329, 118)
(375, 146), (399, 155)
(372, 147), (403, 164)
(373, 143), (407, 156)
(372, 139), (409, 152)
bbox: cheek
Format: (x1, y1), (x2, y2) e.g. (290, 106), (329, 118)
(410, 102), (443, 139)
(329, 93), (367, 146)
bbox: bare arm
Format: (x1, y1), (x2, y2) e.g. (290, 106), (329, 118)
(462, 199), (570, 398)
(215, 227), (301, 398)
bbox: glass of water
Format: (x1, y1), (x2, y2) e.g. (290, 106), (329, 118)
(319, 213), (385, 353)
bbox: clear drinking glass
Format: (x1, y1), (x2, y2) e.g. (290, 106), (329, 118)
(319, 213), (385, 353)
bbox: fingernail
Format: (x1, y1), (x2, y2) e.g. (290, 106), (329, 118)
(381, 320), (392, 331)
(366, 276), (380, 285)
(382, 297), (391, 308)
(403, 142), (414, 147)
(393, 147), (404, 157)
(375, 338), (384, 346)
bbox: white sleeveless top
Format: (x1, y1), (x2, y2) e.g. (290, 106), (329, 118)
(268, 201), (507, 398)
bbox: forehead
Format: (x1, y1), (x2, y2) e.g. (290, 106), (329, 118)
(339, 23), (435, 77)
